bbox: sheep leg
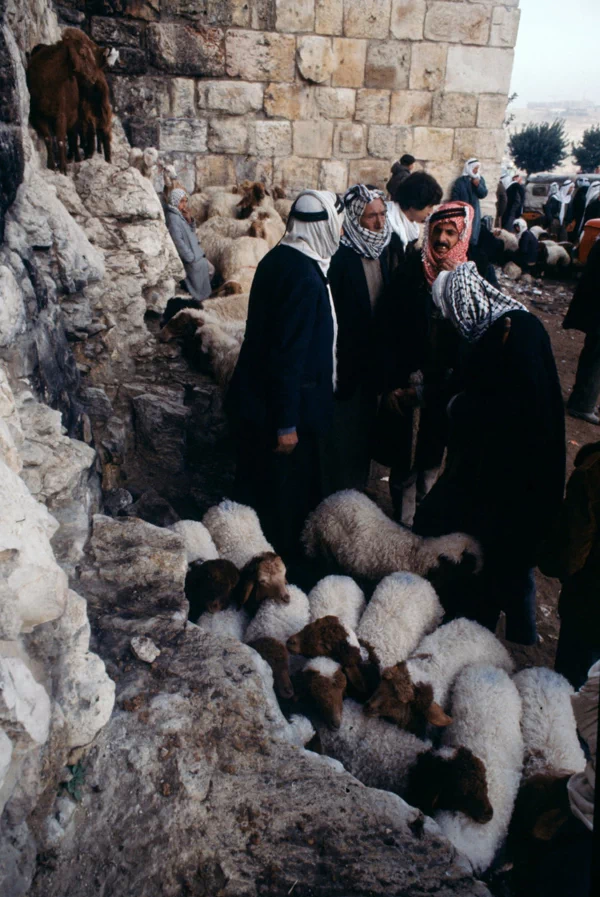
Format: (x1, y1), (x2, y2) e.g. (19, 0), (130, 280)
(55, 103), (68, 175)
(67, 128), (80, 163)
(98, 128), (111, 163)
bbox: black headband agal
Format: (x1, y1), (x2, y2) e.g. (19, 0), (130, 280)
(289, 193), (343, 222)
(429, 206), (467, 226)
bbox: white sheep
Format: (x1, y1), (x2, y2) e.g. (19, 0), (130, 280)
(219, 235), (269, 284)
(435, 664), (523, 874)
(317, 698), (431, 793)
(308, 575), (366, 633)
(407, 618), (514, 709)
(274, 198), (293, 222)
(530, 225), (548, 239)
(202, 500), (274, 569)
(357, 572), (443, 669)
(302, 489), (482, 580)
(193, 318), (245, 387)
(244, 584), (310, 644)
(195, 606), (249, 641)
(513, 667), (586, 778)
(202, 292), (250, 323)
(205, 191), (241, 220)
(247, 208), (285, 248)
(495, 228), (519, 253)
(168, 520), (219, 564)
(540, 240), (571, 268)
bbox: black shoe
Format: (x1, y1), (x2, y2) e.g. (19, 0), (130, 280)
(568, 408), (600, 425)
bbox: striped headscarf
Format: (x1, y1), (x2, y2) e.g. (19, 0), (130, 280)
(432, 262), (527, 343)
(422, 201), (473, 286)
(340, 184), (392, 259)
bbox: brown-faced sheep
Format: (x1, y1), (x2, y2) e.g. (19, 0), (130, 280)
(286, 615), (369, 695)
(405, 746), (494, 823)
(237, 181), (273, 219)
(236, 551), (289, 615)
(248, 637), (294, 700)
(185, 558), (240, 621)
(363, 662), (452, 731)
(301, 658), (347, 730)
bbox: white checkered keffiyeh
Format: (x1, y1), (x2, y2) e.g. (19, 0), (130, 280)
(340, 183), (392, 260)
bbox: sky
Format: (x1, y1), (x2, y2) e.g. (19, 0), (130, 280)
(509, 0), (600, 107)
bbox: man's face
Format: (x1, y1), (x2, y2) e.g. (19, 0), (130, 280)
(406, 204), (436, 224)
(179, 196), (189, 213)
(471, 164), (480, 177)
(431, 221), (460, 257)
(360, 198), (387, 232)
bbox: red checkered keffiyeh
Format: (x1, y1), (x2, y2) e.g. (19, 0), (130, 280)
(422, 201), (473, 286)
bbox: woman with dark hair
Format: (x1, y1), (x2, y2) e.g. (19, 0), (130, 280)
(386, 171), (443, 271)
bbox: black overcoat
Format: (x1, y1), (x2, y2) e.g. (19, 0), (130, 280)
(563, 238), (600, 335)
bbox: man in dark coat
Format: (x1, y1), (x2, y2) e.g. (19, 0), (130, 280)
(512, 218), (539, 274)
(564, 238), (600, 425)
(323, 184), (391, 494)
(386, 153), (415, 198)
(566, 177), (590, 240)
(413, 262), (566, 645)
(502, 175), (526, 232)
(450, 158), (488, 247)
(226, 190), (344, 560)
(374, 201), (470, 523)
(496, 178), (508, 226)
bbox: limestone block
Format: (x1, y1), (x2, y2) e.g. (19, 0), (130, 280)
(477, 93), (507, 128)
(264, 82), (316, 119)
(276, 0), (315, 32)
(195, 154), (237, 189)
(234, 156), (274, 186)
(110, 76), (171, 119)
(344, 0), (392, 39)
(230, 0), (277, 29)
(445, 45), (514, 94)
(169, 79), (196, 118)
(355, 89), (390, 124)
(490, 6), (520, 47)
(203, 81), (264, 114)
(431, 92), (477, 128)
(147, 23), (225, 76)
(315, 0), (343, 34)
(73, 160), (161, 221)
(0, 657), (50, 744)
(332, 38), (367, 88)
(390, 90), (432, 125)
(454, 127), (505, 160)
(334, 122), (367, 158)
(319, 159), (348, 193)
(160, 119), (208, 153)
(390, 0), (426, 40)
(208, 119), (249, 154)
(273, 156), (319, 193)
(293, 120), (334, 157)
(0, 730), (11, 790)
(409, 42), (447, 91)
(423, 160), (462, 197)
(162, 0), (231, 25)
(131, 636), (161, 664)
(252, 121), (293, 155)
(348, 159), (392, 190)
(368, 124), (413, 159)
(315, 87), (355, 119)
(412, 126), (454, 161)
(365, 40), (410, 89)
(0, 266), (25, 349)
(226, 30), (296, 82)
(424, 2), (491, 45)
(90, 16), (145, 48)
(297, 35), (335, 83)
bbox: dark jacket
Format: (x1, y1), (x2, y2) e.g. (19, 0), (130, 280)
(502, 181), (526, 231)
(539, 442), (600, 636)
(450, 175), (488, 244)
(563, 238), (600, 334)
(415, 311), (566, 567)
(516, 229), (539, 269)
(566, 186), (589, 234)
(328, 243), (390, 400)
(386, 163), (411, 198)
(496, 180), (508, 222)
(544, 195), (561, 227)
(226, 245), (335, 435)
(582, 199), (600, 229)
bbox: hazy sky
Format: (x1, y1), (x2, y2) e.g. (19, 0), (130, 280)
(510, 0), (600, 107)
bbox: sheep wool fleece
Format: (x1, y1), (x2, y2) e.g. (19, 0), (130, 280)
(168, 520), (219, 564)
(308, 575), (366, 632)
(244, 585), (310, 644)
(202, 500), (274, 570)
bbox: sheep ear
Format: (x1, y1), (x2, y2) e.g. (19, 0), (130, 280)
(237, 575), (256, 607)
(425, 702), (452, 728)
(344, 663), (367, 695)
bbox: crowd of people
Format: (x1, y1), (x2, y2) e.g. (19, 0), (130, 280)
(164, 156), (599, 680)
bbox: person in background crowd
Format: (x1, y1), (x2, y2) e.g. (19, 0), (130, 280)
(321, 184), (392, 495)
(412, 262), (565, 645)
(579, 181), (600, 236)
(543, 181), (561, 230)
(512, 218), (539, 275)
(226, 190), (344, 561)
(450, 158), (488, 248)
(563, 237), (600, 425)
(386, 153), (416, 198)
(386, 171), (443, 271)
(552, 180), (575, 240)
(374, 201), (470, 524)
(539, 440), (600, 689)
(164, 187), (213, 301)
(502, 174), (526, 232)
(566, 176), (590, 240)
(496, 176), (508, 227)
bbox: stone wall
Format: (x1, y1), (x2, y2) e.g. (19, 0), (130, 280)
(58, 0), (519, 210)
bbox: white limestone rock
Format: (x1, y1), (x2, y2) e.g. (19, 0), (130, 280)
(131, 636), (161, 664)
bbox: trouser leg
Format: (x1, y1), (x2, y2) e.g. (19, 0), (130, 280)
(568, 327), (600, 414)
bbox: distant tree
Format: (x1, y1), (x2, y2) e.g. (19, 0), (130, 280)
(572, 125), (600, 172)
(508, 120), (569, 174)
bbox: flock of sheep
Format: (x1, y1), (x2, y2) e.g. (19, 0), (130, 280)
(166, 493), (586, 878)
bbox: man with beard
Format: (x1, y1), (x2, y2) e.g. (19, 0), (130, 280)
(374, 201), (472, 524)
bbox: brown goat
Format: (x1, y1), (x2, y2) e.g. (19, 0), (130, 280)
(248, 637), (294, 700)
(301, 661), (347, 730)
(405, 746), (493, 824)
(364, 662), (452, 731)
(236, 552), (288, 615)
(78, 43), (116, 163)
(286, 616), (366, 694)
(185, 558), (240, 622)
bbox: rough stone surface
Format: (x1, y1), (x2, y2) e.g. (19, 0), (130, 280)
(390, 89), (432, 124)
(319, 158), (348, 192)
(348, 157), (392, 188)
(334, 121), (367, 157)
(315, 0), (343, 34)
(409, 40), (448, 91)
(365, 39), (410, 89)
(424, 2), (491, 45)
(477, 93), (508, 128)
(273, 155), (320, 192)
(203, 80), (264, 114)
(225, 29), (296, 81)
(489, 5), (520, 48)
(453, 126), (506, 160)
(0, 264), (25, 347)
(344, 0), (391, 39)
(293, 119), (334, 157)
(413, 125), (455, 161)
(368, 123), (413, 158)
(208, 118), (249, 154)
(390, 0), (426, 40)
(251, 119), (292, 155)
(355, 88), (390, 123)
(432, 92), (478, 128)
(160, 118), (208, 152)
(264, 81), (316, 119)
(296, 34), (335, 82)
(332, 36), (367, 87)
(315, 86), (355, 119)
(445, 45), (514, 94)
(276, 0), (315, 32)
(147, 22), (225, 76)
